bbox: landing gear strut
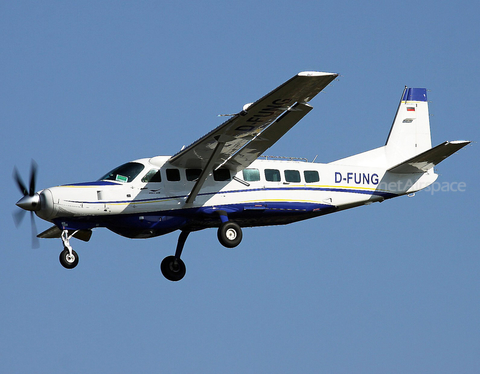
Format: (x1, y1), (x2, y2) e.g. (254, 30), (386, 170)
(160, 230), (189, 281)
(160, 212), (243, 281)
(59, 230), (79, 269)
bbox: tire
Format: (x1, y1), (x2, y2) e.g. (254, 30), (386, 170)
(59, 248), (79, 269)
(160, 255), (186, 281)
(217, 221), (242, 248)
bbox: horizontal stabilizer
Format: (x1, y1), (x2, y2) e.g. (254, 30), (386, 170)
(37, 225), (92, 242)
(388, 140), (471, 174)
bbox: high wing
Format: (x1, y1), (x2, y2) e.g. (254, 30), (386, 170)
(168, 71), (337, 203)
(169, 71), (337, 171)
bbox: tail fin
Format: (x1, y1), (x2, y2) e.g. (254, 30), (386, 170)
(385, 87), (432, 165)
(330, 87), (470, 170)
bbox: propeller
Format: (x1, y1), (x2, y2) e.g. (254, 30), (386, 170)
(13, 160), (40, 248)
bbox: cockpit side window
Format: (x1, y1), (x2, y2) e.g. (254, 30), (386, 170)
(99, 162), (145, 183)
(142, 169), (162, 183)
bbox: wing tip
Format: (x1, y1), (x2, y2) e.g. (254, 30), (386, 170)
(298, 71), (338, 77)
(447, 140), (471, 145)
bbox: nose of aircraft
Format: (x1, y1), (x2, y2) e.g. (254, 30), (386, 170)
(15, 188), (55, 221)
(16, 193), (41, 211)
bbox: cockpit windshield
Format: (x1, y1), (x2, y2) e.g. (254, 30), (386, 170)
(99, 162), (145, 183)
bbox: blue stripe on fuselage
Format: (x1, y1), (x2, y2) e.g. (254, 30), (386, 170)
(63, 181), (121, 187)
(64, 186), (398, 205)
(53, 200), (338, 233)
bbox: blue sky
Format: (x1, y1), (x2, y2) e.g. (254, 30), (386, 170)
(1, 1), (478, 373)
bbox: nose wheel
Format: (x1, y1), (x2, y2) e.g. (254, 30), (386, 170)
(59, 248), (79, 269)
(59, 229), (79, 269)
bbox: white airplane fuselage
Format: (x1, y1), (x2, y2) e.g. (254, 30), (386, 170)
(36, 156), (438, 238)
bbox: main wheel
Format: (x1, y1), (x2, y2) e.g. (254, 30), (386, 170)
(161, 256), (186, 281)
(217, 221), (242, 248)
(59, 248), (79, 269)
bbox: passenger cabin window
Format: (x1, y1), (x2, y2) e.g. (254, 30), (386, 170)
(304, 170), (320, 183)
(99, 162), (145, 183)
(284, 170), (301, 183)
(243, 168), (260, 182)
(186, 169), (202, 181)
(213, 168), (231, 181)
(265, 169), (281, 182)
(142, 169), (162, 183)
(166, 168), (181, 181)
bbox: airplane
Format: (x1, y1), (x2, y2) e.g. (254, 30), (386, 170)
(14, 71), (470, 281)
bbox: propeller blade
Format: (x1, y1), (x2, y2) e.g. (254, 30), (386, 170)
(13, 161), (41, 248)
(13, 209), (27, 227)
(30, 212), (40, 249)
(29, 160), (38, 196)
(13, 167), (28, 196)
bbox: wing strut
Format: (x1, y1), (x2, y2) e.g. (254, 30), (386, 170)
(184, 136), (229, 205)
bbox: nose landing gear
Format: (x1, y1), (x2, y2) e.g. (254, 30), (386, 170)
(59, 230), (79, 269)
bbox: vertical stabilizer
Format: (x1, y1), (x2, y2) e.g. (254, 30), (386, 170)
(385, 87), (432, 165)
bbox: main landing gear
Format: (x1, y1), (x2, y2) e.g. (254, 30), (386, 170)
(160, 212), (243, 281)
(59, 230), (79, 269)
(160, 230), (189, 282)
(217, 221), (242, 248)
